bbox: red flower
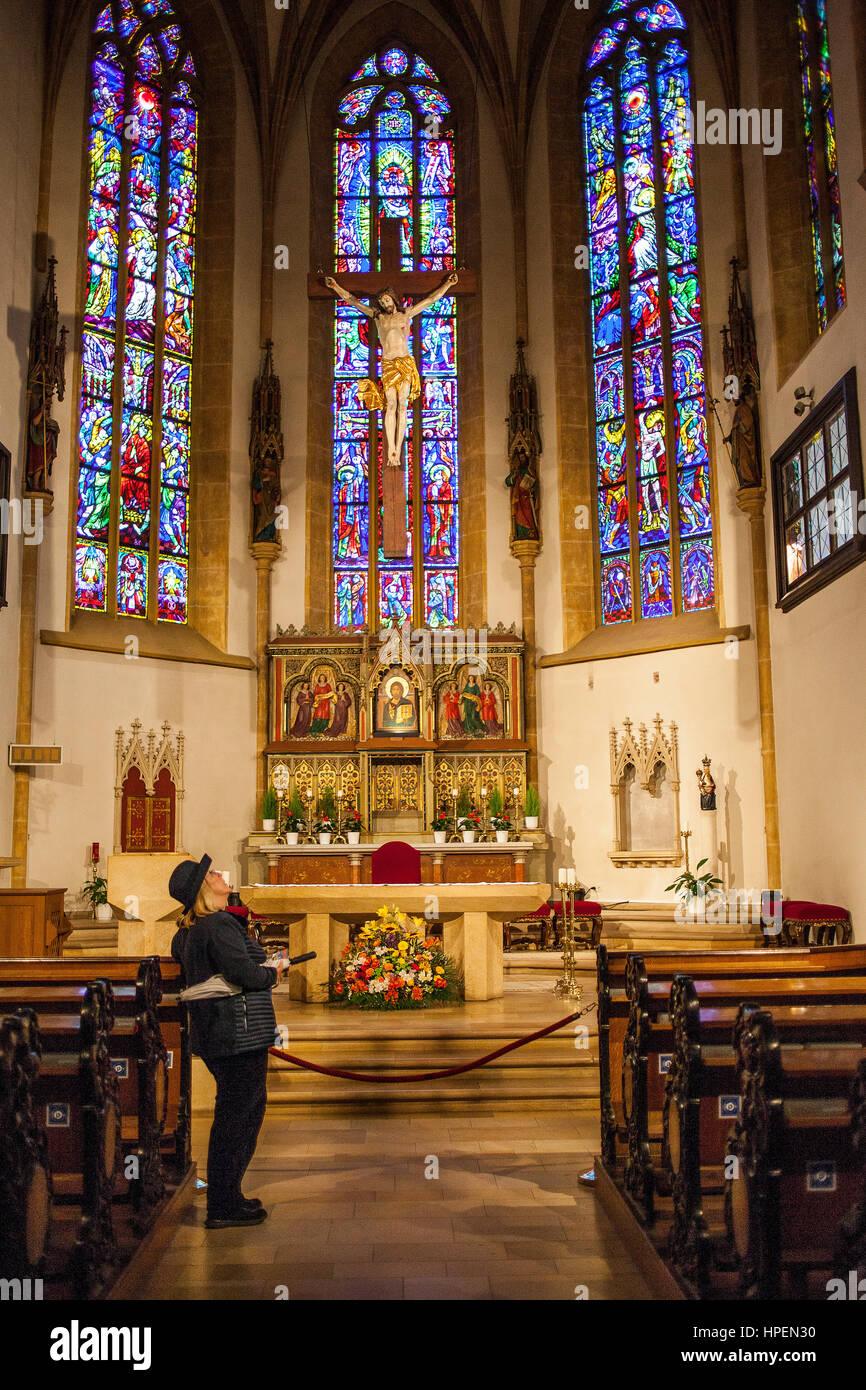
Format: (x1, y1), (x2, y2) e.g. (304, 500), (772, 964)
(434, 976), (446, 988)
(411, 985), (423, 1000)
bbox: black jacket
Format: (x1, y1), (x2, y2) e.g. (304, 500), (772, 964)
(171, 911), (278, 1059)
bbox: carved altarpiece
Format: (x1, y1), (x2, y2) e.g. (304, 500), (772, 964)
(265, 627), (528, 835)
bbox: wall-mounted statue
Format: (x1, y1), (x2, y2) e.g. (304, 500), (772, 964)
(696, 756), (717, 811)
(720, 258), (763, 492)
(25, 257), (67, 495)
(250, 340), (284, 544)
(505, 339), (542, 547)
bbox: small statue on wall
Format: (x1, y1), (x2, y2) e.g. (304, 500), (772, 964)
(505, 339), (542, 547)
(250, 340), (284, 544)
(25, 257), (67, 495)
(718, 258), (763, 492)
(506, 447), (540, 543)
(696, 756), (717, 811)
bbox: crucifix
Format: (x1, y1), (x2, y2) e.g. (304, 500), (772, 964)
(309, 219), (476, 558)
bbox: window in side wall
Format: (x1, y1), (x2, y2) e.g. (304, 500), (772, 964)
(0, 443), (10, 610)
(772, 369), (865, 609)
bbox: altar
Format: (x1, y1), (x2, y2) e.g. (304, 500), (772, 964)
(240, 880), (551, 1002)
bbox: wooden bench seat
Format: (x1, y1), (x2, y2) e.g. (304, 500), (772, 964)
(0, 956), (190, 1175)
(597, 943), (866, 1173)
(727, 1005), (865, 1298)
(664, 978), (866, 1292)
(622, 961), (866, 1220)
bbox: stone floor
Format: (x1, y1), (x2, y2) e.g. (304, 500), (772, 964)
(133, 1109), (652, 1300)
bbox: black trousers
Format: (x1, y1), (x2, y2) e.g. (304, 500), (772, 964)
(202, 1047), (269, 1216)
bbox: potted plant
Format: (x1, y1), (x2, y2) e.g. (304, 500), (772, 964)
(284, 789), (306, 846)
(262, 785), (278, 833)
(431, 809), (450, 846)
(488, 786), (511, 843)
(83, 873), (112, 922)
(455, 786), (478, 844)
(344, 806), (363, 846)
(316, 786), (337, 845)
(666, 859), (723, 922)
(524, 784), (540, 831)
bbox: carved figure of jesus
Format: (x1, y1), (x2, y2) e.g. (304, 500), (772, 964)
(324, 273), (458, 467)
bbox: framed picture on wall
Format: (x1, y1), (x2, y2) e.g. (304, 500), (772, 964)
(0, 443), (10, 611)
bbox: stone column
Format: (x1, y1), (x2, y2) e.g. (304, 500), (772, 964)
(251, 541), (280, 808)
(735, 485), (782, 890)
(511, 539), (541, 788)
(11, 492), (53, 889)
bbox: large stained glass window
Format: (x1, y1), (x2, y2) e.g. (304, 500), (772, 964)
(797, 0), (845, 334)
(585, 1), (715, 626)
(332, 48), (459, 631)
(75, 0), (197, 624)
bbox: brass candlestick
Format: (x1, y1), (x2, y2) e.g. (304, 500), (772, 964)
(553, 876), (585, 1002)
(681, 828), (692, 873)
(332, 790), (348, 845)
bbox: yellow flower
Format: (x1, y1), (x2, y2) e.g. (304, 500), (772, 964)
(434, 966), (444, 974)
(398, 941), (409, 953)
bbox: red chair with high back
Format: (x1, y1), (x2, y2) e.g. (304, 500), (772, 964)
(371, 841), (421, 884)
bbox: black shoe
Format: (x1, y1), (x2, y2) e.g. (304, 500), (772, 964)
(241, 1197), (264, 1211)
(205, 1207), (268, 1229)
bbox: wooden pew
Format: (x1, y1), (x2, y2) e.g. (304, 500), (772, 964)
(622, 958), (866, 1221)
(0, 956), (190, 1176)
(0, 1010), (52, 1279)
(597, 942), (866, 1174)
(726, 1004), (865, 1299)
(8, 986), (122, 1296)
(12, 983), (168, 1232)
(663, 977), (866, 1293)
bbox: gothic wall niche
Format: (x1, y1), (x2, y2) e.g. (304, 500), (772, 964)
(114, 721), (185, 854)
(609, 716), (682, 868)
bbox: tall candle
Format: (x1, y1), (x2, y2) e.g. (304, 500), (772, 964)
(567, 868), (576, 887)
(558, 868), (566, 886)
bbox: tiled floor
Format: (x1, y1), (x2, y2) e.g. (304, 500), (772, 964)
(135, 1110), (652, 1300)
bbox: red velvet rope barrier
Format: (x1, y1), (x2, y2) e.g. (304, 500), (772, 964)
(268, 1003), (596, 1083)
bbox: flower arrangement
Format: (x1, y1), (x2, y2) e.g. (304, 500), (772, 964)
(431, 808), (451, 831)
(315, 786), (337, 833)
(315, 813), (337, 833)
(344, 806), (363, 831)
(330, 904), (461, 1009)
(458, 810), (482, 832)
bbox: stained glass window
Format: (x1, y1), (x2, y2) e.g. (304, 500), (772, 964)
(332, 50), (459, 631)
(585, 2), (715, 625)
(75, 0), (197, 623)
(797, 0), (845, 333)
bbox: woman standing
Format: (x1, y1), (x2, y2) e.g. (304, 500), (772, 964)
(169, 855), (286, 1229)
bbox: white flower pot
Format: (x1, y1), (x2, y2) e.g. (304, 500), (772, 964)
(495, 830), (510, 844)
(461, 830), (476, 845)
(95, 903), (113, 922)
(433, 830), (447, 845)
(347, 831), (361, 845)
(318, 833), (332, 846)
(262, 819), (276, 833)
(524, 816), (539, 831)
(285, 832), (299, 846)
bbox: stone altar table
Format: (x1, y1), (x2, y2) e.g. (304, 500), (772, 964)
(240, 880), (551, 1002)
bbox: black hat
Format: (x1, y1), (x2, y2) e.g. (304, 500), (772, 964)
(168, 855), (212, 913)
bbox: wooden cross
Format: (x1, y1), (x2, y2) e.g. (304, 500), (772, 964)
(309, 220), (476, 559)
